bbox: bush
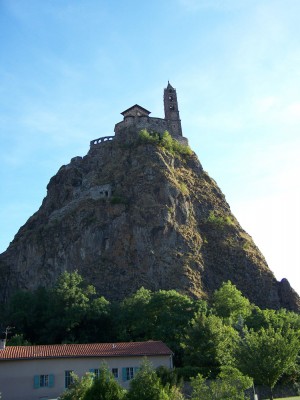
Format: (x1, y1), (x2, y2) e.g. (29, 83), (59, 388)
(156, 366), (182, 387)
(84, 365), (125, 400)
(126, 359), (168, 400)
(138, 130), (192, 157)
(138, 129), (160, 144)
(176, 366), (212, 381)
(206, 211), (234, 228)
(191, 366), (253, 400)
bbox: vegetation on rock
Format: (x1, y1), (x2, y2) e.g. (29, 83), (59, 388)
(138, 129), (193, 156)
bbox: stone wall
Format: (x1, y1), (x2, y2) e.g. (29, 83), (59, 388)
(115, 116), (169, 136)
(113, 116), (188, 145)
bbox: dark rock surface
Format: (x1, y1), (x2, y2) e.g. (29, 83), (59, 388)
(1, 129), (299, 311)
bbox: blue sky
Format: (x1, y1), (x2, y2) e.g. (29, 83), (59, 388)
(1, 0), (299, 295)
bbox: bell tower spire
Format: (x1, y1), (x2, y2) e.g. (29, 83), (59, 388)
(164, 82), (182, 137)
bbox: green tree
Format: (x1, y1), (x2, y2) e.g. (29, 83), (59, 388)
(191, 366), (253, 400)
(84, 365), (125, 400)
(44, 271), (97, 343)
(59, 372), (94, 400)
(117, 287), (152, 341)
(211, 281), (252, 323)
(7, 333), (31, 346)
(126, 359), (169, 400)
(75, 296), (114, 343)
(245, 306), (300, 332)
(146, 290), (202, 365)
(236, 326), (300, 400)
(164, 385), (185, 400)
(182, 313), (239, 376)
(117, 287), (203, 365)
(5, 286), (51, 343)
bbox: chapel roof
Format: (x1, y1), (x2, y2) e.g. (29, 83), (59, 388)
(121, 104), (151, 116)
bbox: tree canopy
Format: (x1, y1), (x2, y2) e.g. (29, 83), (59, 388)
(236, 326), (300, 399)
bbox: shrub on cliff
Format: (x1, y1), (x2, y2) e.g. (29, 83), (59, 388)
(138, 130), (192, 156)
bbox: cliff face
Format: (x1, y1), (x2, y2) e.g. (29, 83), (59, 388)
(1, 128), (299, 311)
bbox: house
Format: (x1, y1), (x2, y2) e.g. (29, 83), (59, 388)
(0, 340), (173, 400)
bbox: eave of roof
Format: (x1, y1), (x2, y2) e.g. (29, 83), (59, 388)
(0, 341), (173, 361)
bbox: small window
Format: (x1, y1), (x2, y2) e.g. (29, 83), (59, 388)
(169, 105), (174, 110)
(40, 375), (49, 387)
(126, 367), (134, 380)
(112, 368), (119, 379)
(169, 96), (173, 100)
(34, 374), (54, 389)
(65, 370), (74, 388)
(90, 368), (102, 378)
(122, 367), (139, 381)
(94, 369), (101, 378)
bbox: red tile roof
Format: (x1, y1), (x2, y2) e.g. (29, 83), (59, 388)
(0, 341), (172, 361)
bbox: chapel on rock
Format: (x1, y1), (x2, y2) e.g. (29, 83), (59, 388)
(90, 82), (188, 147)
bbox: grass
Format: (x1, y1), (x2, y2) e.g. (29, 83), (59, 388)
(262, 397), (300, 400)
(276, 398), (300, 400)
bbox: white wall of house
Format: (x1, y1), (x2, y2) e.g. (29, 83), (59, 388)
(0, 354), (172, 400)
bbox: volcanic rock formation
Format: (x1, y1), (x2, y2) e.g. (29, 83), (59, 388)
(1, 84), (299, 311)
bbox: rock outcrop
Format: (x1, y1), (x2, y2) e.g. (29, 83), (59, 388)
(1, 128), (299, 311)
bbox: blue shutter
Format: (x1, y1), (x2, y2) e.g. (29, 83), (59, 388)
(122, 368), (127, 381)
(134, 367), (139, 376)
(34, 375), (40, 389)
(89, 369), (97, 379)
(49, 374), (54, 388)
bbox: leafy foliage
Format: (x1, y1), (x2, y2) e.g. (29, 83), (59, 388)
(2, 271), (300, 396)
(211, 281), (252, 323)
(116, 287), (201, 365)
(126, 359), (170, 400)
(138, 130), (193, 156)
(235, 326), (300, 399)
(6, 333), (31, 346)
(4, 271), (114, 345)
(191, 366), (253, 400)
(58, 366), (125, 400)
(58, 372), (94, 400)
(84, 365), (125, 400)
(206, 211), (235, 228)
(182, 313), (239, 376)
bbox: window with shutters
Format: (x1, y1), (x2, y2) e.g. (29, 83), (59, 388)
(126, 367), (134, 380)
(89, 368), (101, 378)
(33, 374), (54, 389)
(122, 366), (139, 381)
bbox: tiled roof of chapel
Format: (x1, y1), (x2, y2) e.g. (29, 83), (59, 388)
(0, 341), (172, 361)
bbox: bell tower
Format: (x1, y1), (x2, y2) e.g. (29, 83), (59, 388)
(164, 81), (182, 137)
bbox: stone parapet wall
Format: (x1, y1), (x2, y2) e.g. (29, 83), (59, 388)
(90, 136), (114, 147)
(89, 117), (188, 149)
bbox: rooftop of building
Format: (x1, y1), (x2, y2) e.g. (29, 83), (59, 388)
(0, 340), (173, 361)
